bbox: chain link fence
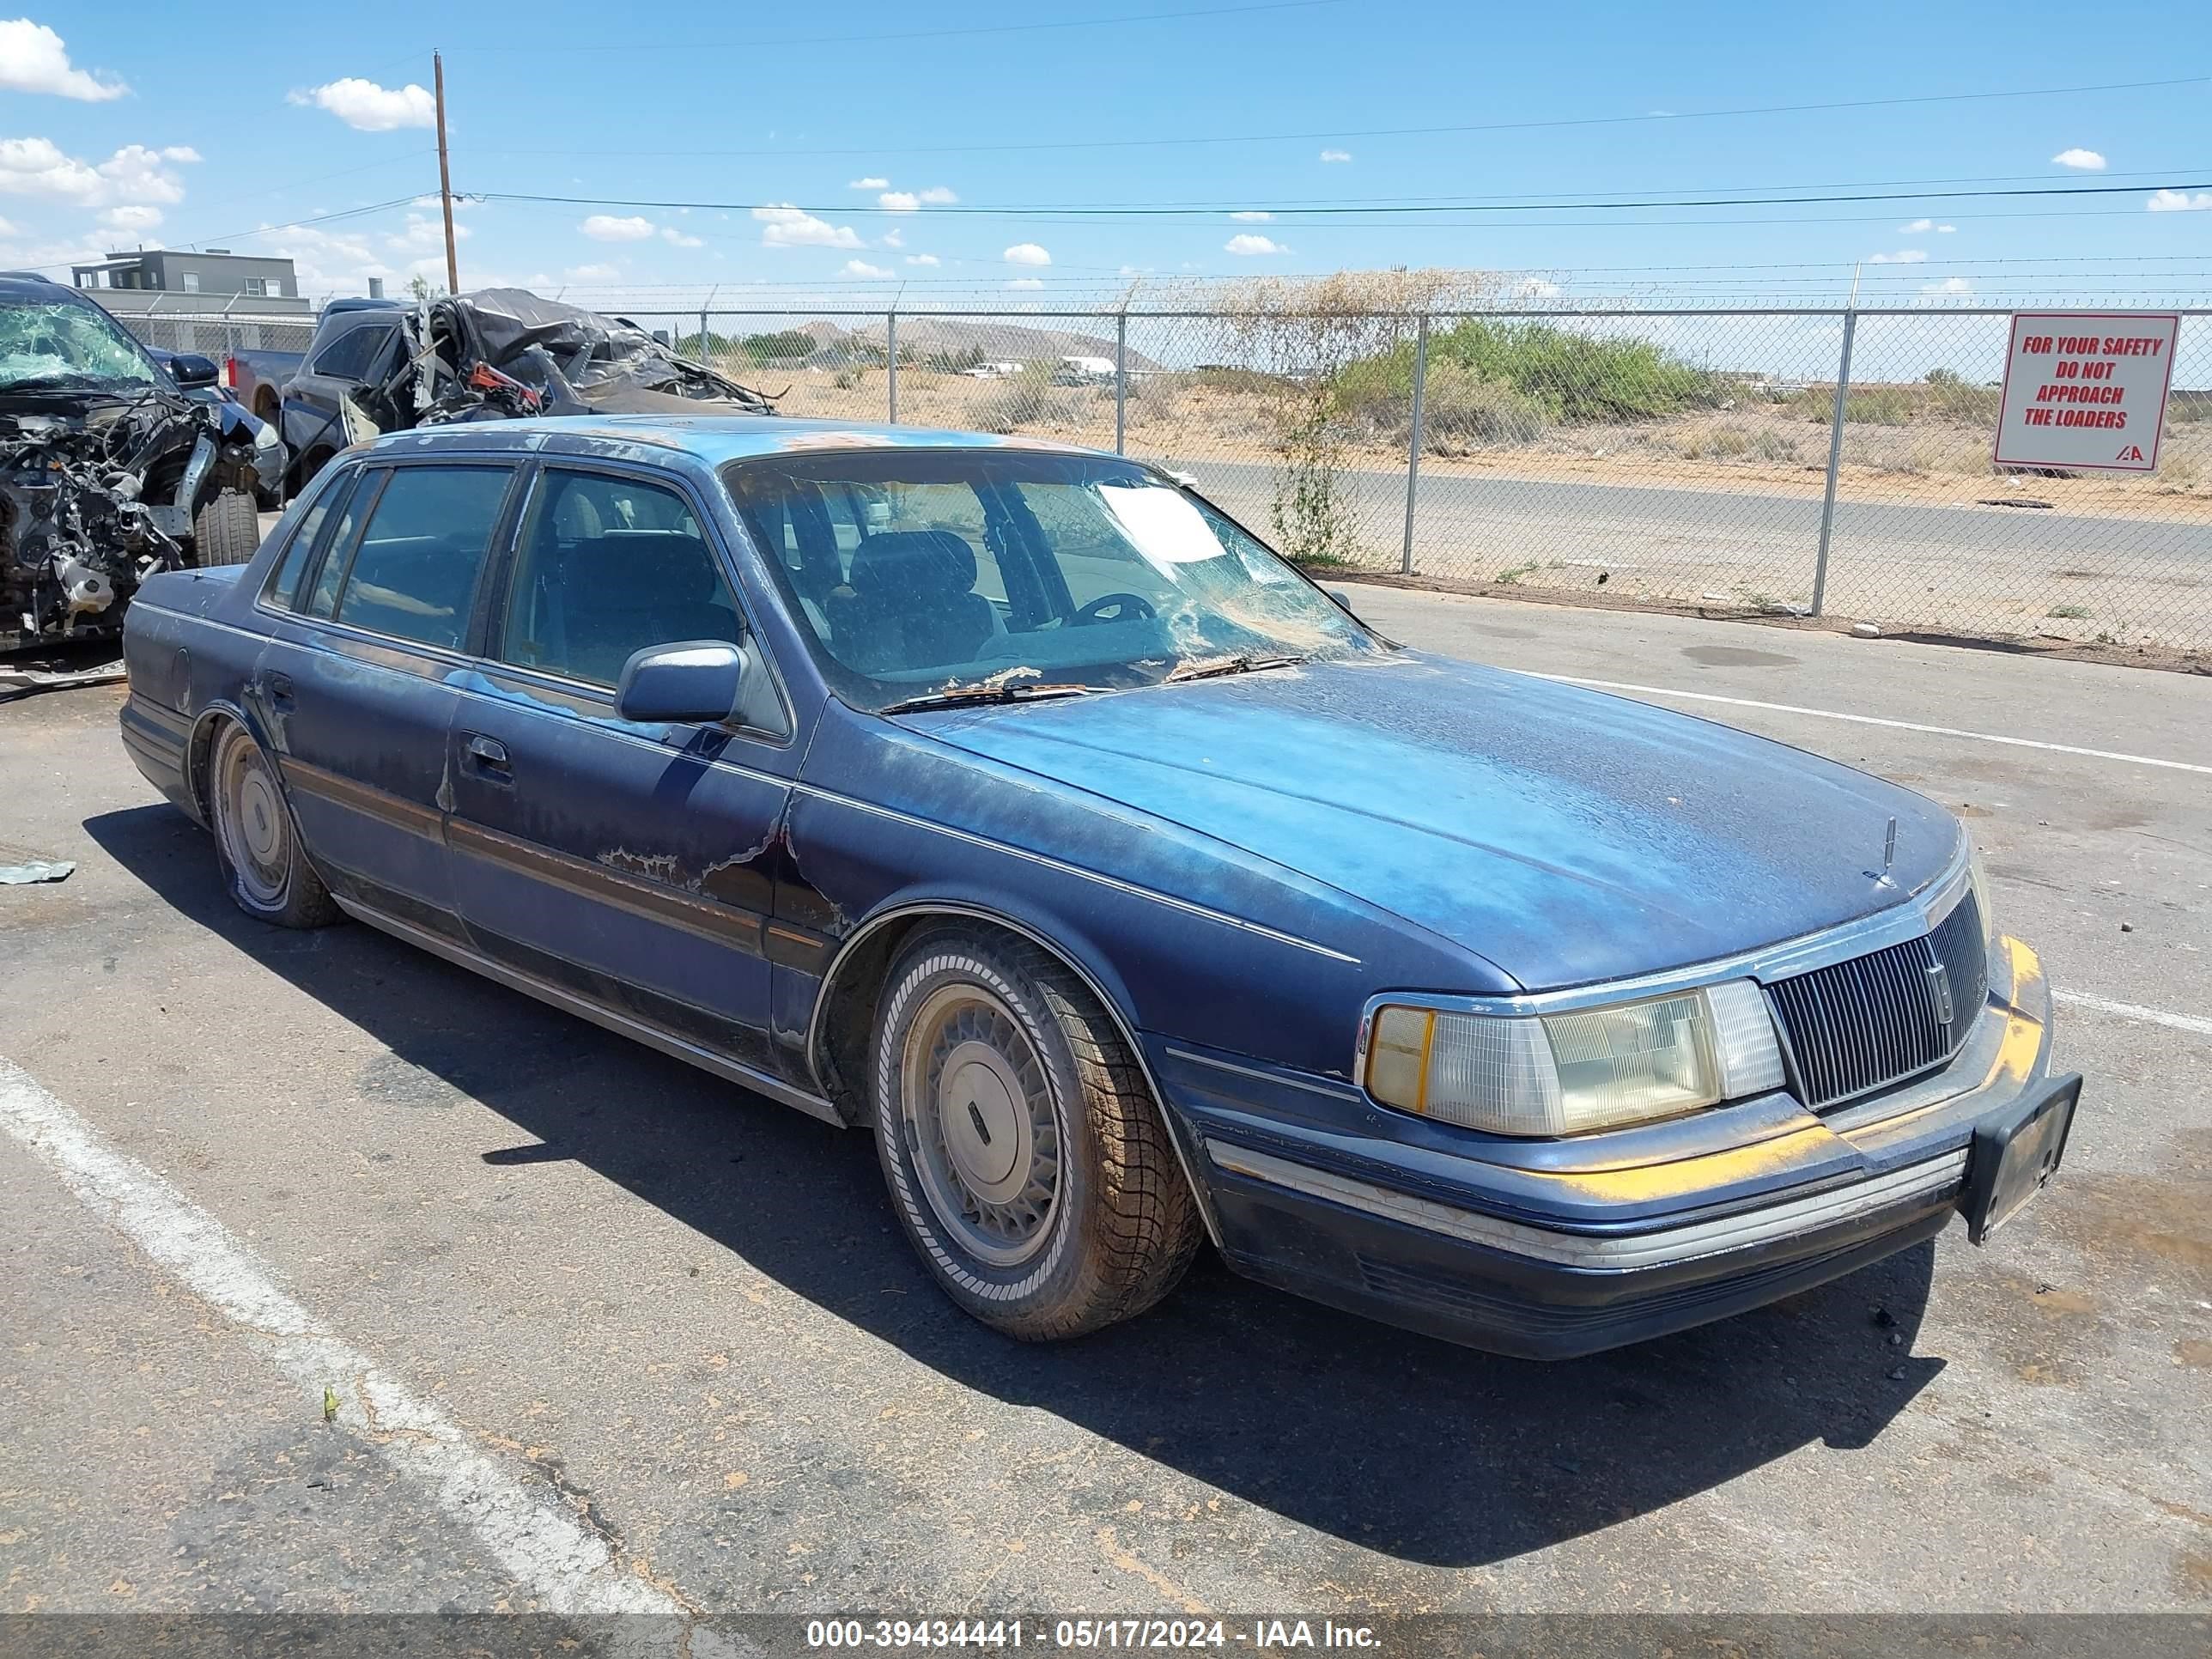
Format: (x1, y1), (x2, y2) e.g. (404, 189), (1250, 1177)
(124, 300), (2211, 653)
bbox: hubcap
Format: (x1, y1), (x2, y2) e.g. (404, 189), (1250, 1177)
(217, 733), (289, 908)
(902, 984), (1060, 1267)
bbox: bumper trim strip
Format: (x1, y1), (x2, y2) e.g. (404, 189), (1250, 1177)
(1205, 1139), (1968, 1271)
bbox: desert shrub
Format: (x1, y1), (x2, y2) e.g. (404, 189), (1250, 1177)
(1194, 365), (1287, 397)
(741, 330), (817, 366)
(972, 368), (1091, 433)
(1751, 427), (1800, 463)
(1130, 373), (1186, 425)
(1420, 360), (1548, 448)
(1428, 319), (1719, 423)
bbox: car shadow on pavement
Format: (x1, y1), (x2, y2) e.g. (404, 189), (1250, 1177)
(88, 801), (1944, 1570)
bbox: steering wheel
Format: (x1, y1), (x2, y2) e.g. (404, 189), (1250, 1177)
(1074, 592), (1158, 625)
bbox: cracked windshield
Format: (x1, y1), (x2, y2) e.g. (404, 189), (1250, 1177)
(725, 448), (1376, 708)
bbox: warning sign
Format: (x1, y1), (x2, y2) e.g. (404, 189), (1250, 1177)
(1994, 310), (2180, 472)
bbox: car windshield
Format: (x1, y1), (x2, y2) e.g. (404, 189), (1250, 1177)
(723, 448), (1378, 709)
(0, 298), (161, 392)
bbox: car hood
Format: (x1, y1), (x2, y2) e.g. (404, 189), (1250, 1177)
(903, 652), (1961, 991)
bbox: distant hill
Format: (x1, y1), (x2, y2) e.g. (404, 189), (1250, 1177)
(794, 317), (1164, 372)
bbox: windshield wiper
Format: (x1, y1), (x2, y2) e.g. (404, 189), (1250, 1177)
(1162, 653), (1307, 684)
(879, 681), (1095, 715)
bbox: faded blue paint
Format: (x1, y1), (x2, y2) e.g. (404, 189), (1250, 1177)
(112, 413), (2069, 1359)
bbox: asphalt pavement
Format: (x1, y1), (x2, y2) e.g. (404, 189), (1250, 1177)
(1, 595), (2207, 1637)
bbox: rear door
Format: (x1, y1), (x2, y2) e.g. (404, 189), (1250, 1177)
(446, 462), (803, 1079)
(253, 458), (521, 939)
(282, 314), (401, 479)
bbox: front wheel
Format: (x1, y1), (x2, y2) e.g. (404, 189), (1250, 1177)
(192, 489), (261, 568)
(207, 721), (340, 929)
(872, 927), (1201, 1340)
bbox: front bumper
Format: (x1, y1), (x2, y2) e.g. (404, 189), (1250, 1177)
(1164, 938), (2062, 1359)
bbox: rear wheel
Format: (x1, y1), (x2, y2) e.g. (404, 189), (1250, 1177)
(192, 489), (261, 568)
(872, 927), (1201, 1340)
(207, 721), (340, 929)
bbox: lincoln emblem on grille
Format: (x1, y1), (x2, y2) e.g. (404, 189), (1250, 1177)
(1926, 958), (1955, 1026)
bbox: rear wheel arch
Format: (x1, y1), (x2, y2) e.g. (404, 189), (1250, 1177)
(807, 901), (1221, 1245)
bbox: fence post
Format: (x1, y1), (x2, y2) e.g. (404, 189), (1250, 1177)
(1810, 305), (1858, 617)
(886, 307), (898, 423)
(1400, 313), (1429, 576)
(1115, 310), (1128, 456)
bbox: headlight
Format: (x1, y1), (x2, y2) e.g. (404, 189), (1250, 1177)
(1364, 979), (1787, 1136)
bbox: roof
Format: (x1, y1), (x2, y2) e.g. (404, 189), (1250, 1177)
(366, 414), (1115, 468)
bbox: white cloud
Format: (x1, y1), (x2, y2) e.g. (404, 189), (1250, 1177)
(917, 186), (957, 204)
(1921, 276), (1973, 295)
(1224, 233), (1286, 256)
(1897, 217), (1958, 234)
(1319, 149), (1351, 163)
(904, 253), (939, 266)
(2051, 148), (2106, 171)
(1006, 277), (1045, 290)
(387, 212), (470, 251)
(880, 226), (903, 247)
(580, 213), (655, 241)
(98, 202), (162, 232)
(842, 258), (893, 279)
(0, 213), (16, 236)
(0, 20), (127, 100)
(2148, 189), (2212, 212)
(660, 225), (704, 247)
(1866, 248), (1928, 264)
(565, 262), (620, 283)
(848, 176), (888, 190)
(0, 137), (198, 205)
(1228, 210), (1273, 222)
(1510, 276), (1562, 298)
(288, 77), (435, 131)
(753, 204), (864, 248)
(878, 191), (919, 212)
(1003, 241), (1050, 266)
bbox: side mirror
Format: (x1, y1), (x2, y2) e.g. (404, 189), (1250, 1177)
(1326, 586), (1356, 614)
(169, 352), (221, 388)
(615, 640), (747, 725)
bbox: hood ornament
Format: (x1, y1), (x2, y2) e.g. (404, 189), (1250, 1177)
(1866, 815), (1898, 888)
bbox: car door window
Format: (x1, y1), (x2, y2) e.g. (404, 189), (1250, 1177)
(497, 469), (741, 688)
(329, 465), (514, 650)
(303, 471), (377, 619)
(308, 322), (393, 381)
(262, 469), (354, 608)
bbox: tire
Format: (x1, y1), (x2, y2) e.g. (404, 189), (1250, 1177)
(192, 489), (261, 568)
(206, 721), (341, 929)
(872, 927), (1201, 1340)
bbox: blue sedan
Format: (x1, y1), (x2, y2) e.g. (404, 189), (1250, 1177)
(116, 416), (2080, 1358)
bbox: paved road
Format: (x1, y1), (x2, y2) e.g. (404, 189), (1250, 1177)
(1, 599), (2207, 1637)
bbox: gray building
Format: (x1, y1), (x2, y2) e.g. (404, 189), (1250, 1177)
(69, 249), (308, 315)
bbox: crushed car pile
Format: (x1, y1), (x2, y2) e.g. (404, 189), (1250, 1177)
(3, 273), (272, 652)
(311, 288), (775, 454)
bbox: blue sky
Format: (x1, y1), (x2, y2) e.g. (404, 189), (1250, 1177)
(5, 1), (2209, 307)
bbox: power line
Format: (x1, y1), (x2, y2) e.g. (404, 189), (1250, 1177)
(475, 179), (2212, 218)
(451, 73), (2207, 160)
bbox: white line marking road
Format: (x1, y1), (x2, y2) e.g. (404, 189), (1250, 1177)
(2053, 989), (2212, 1040)
(1536, 676), (2212, 777)
(0, 1055), (744, 1653)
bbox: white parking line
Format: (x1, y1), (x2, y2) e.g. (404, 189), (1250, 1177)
(1535, 675), (2212, 777)
(0, 1056), (744, 1653)
(2053, 989), (2212, 1040)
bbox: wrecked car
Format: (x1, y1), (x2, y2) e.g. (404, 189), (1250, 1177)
(3, 271), (274, 652)
(279, 287), (773, 494)
(117, 416), (2079, 1359)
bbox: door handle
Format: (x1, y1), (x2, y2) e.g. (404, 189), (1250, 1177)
(261, 670), (295, 706)
(465, 733), (512, 780)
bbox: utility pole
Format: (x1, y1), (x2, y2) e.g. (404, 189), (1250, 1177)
(434, 52), (459, 295)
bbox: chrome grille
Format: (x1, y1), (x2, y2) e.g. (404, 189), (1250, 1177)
(1768, 893), (1988, 1109)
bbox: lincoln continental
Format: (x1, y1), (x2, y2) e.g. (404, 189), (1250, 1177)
(117, 416), (2081, 1357)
